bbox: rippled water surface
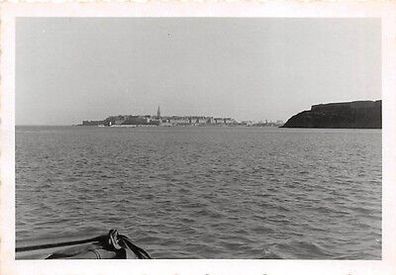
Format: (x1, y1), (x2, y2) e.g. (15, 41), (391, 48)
(16, 126), (381, 259)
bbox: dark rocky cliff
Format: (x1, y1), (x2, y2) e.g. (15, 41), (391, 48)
(282, 100), (381, 128)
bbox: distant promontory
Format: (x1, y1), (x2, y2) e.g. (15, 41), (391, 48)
(282, 100), (381, 129)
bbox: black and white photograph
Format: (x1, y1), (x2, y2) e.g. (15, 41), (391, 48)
(1, 2), (396, 275)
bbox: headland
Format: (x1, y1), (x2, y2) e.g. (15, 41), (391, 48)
(282, 100), (381, 129)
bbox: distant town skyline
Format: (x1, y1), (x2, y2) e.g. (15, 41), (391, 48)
(82, 104), (285, 124)
(16, 18), (381, 125)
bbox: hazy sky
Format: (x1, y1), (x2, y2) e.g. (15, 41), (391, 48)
(16, 18), (381, 125)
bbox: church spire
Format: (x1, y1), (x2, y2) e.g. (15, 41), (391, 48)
(157, 105), (161, 118)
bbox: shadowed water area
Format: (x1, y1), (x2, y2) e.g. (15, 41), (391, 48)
(16, 126), (381, 259)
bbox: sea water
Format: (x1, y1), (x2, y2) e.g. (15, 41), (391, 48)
(15, 126), (381, 259)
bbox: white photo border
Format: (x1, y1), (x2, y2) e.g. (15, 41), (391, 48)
(1, 2), (395, 275)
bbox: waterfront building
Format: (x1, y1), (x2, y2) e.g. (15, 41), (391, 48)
(214, 118), (224, 124)
(80, 107), (245, 127)
(168, 116), (190, 125)
(188, 116), (208, 125)
(224, 118), (233, 124)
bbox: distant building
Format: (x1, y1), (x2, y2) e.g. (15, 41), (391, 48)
(240, 121), (252, 126)
(224, 118), (235, 124)
(157, 105), (161, 119)
(168, 116), (190, 125)
(189, 116), (207, 124)
(214, 118), (224, 124)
